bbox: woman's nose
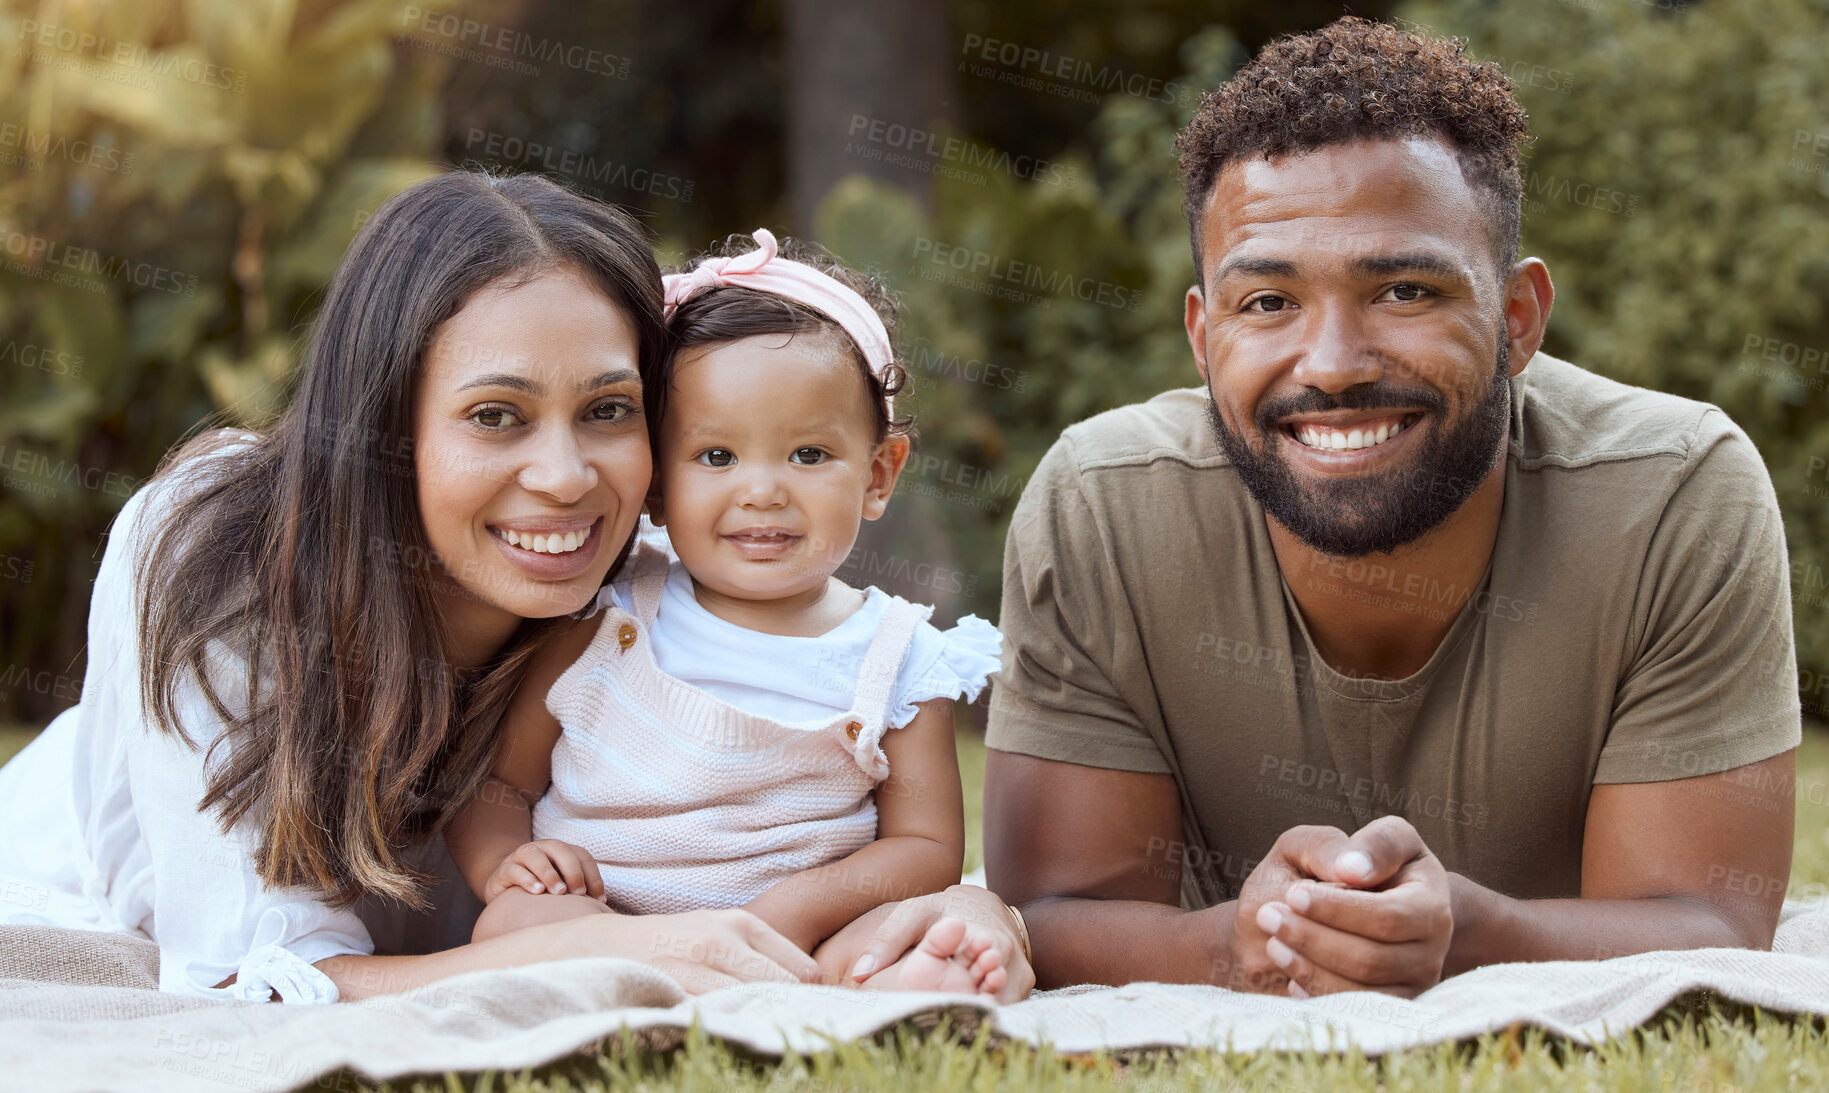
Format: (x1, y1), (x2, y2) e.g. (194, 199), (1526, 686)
(518, 424), (598, 502)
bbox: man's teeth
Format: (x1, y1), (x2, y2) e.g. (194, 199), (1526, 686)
(1294, 419), (1409, 451)
(498, 528), (587, 554)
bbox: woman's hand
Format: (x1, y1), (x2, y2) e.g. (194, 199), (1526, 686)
(484, 839), (606, 903)
(565, 907), (822, 995)
(832, 884), (1035, 1003)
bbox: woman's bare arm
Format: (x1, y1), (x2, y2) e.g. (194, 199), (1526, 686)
(318, 905), (823, 999)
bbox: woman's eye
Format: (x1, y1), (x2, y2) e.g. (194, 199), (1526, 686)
(470, 406), (519, 429)
(696, 449), (736, 467)
(1386, 283), (1433, 303)
(1245, 294), (1291, 313)
(790, 447), (828, 465)
(590, 400), (635, 423)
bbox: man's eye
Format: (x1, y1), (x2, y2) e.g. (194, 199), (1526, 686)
(1245, 295), (1291, 313)
(1387, 283), (1433, 303)
(696, 449), (736, 467)
(791, 447), (828, 465)
(470, 406), (518, 429)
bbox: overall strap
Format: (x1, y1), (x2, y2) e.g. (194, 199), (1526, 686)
(627, 543), (673, 628)
(849, 595), (930, 730)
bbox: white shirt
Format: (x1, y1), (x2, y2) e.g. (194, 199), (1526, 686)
(0, 454), (370, 1003)
(599, 528), (1003, 730)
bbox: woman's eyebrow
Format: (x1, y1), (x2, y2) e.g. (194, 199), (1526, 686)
(455, 368), (640, 395)
(456, 372), (541, 394)
(579, 369), (640, 391)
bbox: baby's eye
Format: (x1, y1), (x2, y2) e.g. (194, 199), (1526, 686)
(469, 405), (520, 430)
(790, 447), (828, 465)
(696, 448), (736, 467)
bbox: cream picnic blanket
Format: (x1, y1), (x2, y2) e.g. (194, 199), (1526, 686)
(3, 902), (1826, 1093)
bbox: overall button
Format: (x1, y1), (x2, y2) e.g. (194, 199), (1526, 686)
(845, 721), (862, 741)
(617, 623), (638, 650)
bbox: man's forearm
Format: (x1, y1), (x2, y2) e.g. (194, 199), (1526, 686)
(1446, 874), (1763, 975)
(1020, 896), (1246, 990)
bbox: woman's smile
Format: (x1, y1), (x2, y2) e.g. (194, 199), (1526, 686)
(489, 515), (605, 579)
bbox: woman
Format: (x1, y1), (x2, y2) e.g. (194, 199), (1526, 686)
(0, 172), (823, 1002)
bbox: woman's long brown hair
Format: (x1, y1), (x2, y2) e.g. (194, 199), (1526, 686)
(137, 173), (664, 909)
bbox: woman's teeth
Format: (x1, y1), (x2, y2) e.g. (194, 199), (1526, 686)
(1293, 418), (1409, 452)
(497, 528), (587, 554)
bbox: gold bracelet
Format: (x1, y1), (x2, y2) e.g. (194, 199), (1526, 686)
(1003, 901), (1034, 966)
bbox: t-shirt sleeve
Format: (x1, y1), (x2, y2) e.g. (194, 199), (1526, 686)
(1595, 410), (1803, 783)
(986, 437), (1171, 773)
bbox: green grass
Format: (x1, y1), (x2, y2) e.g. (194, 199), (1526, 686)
(956, 713), (988, 875)
(5, 722), (1827, 1090)
(349, 1007), (1829, 1093)
(1792, 729), (1829, 894)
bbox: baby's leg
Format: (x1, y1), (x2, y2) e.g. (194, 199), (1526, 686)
(861, 916), (1007, 996)
(472, 888), (611, 943)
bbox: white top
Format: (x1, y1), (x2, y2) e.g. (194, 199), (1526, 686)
(600, 526), (1003, 729)
(0, 450), (371, 1003)
(531, 527), (1003, 914)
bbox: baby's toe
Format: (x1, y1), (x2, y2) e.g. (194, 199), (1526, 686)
(970, 945), (1004, 975)
(979, 964), (1008, 997)
(917, 916), (969, 960)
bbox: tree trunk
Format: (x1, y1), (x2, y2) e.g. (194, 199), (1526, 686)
(783, 0), (952, 231)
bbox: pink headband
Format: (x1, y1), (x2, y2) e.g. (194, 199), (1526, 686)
(663, 229), (895, 415)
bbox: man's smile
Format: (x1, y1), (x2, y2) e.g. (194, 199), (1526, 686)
(1282, 412), (1425, 453)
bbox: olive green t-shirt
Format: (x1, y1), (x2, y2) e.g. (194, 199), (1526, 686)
(986, 354), (1801, 905)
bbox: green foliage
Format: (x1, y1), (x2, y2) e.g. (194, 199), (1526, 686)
(814, 27), (1242, 621)
(0, 0), (452, 721)
(1404, 0), (1829, 693)
(823, 0), (1829, 708)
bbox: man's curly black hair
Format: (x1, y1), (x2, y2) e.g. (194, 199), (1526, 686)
(1176, 16), (1531, 285)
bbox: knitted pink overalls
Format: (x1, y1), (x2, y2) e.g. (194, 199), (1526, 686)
(532, 542), (930, 915)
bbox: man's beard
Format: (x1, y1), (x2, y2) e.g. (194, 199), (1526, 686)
(1207, 342), (1512, 558)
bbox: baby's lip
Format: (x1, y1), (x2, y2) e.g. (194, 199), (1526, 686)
(724, 527), (800, 540)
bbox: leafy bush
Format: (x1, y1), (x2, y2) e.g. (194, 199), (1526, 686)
(0, 0), (452, 722)
(822, 0), (1829, 711)
(1400, 0), (1829, 700)
(6, 0), (1824, 722)
(813, 27), (1240, 636)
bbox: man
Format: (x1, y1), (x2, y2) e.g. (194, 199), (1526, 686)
(982, 16), (1799, 997)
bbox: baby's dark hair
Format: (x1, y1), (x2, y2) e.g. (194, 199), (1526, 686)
(658, 234), (912, 444)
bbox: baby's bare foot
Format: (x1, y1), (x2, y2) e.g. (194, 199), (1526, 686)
(862, 916), (1007, 995)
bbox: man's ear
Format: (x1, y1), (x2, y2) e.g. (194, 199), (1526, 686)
(1502, 258), (1554, 376)
(1185, 284), (1211, 384)
(862, 434), (912, 522)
